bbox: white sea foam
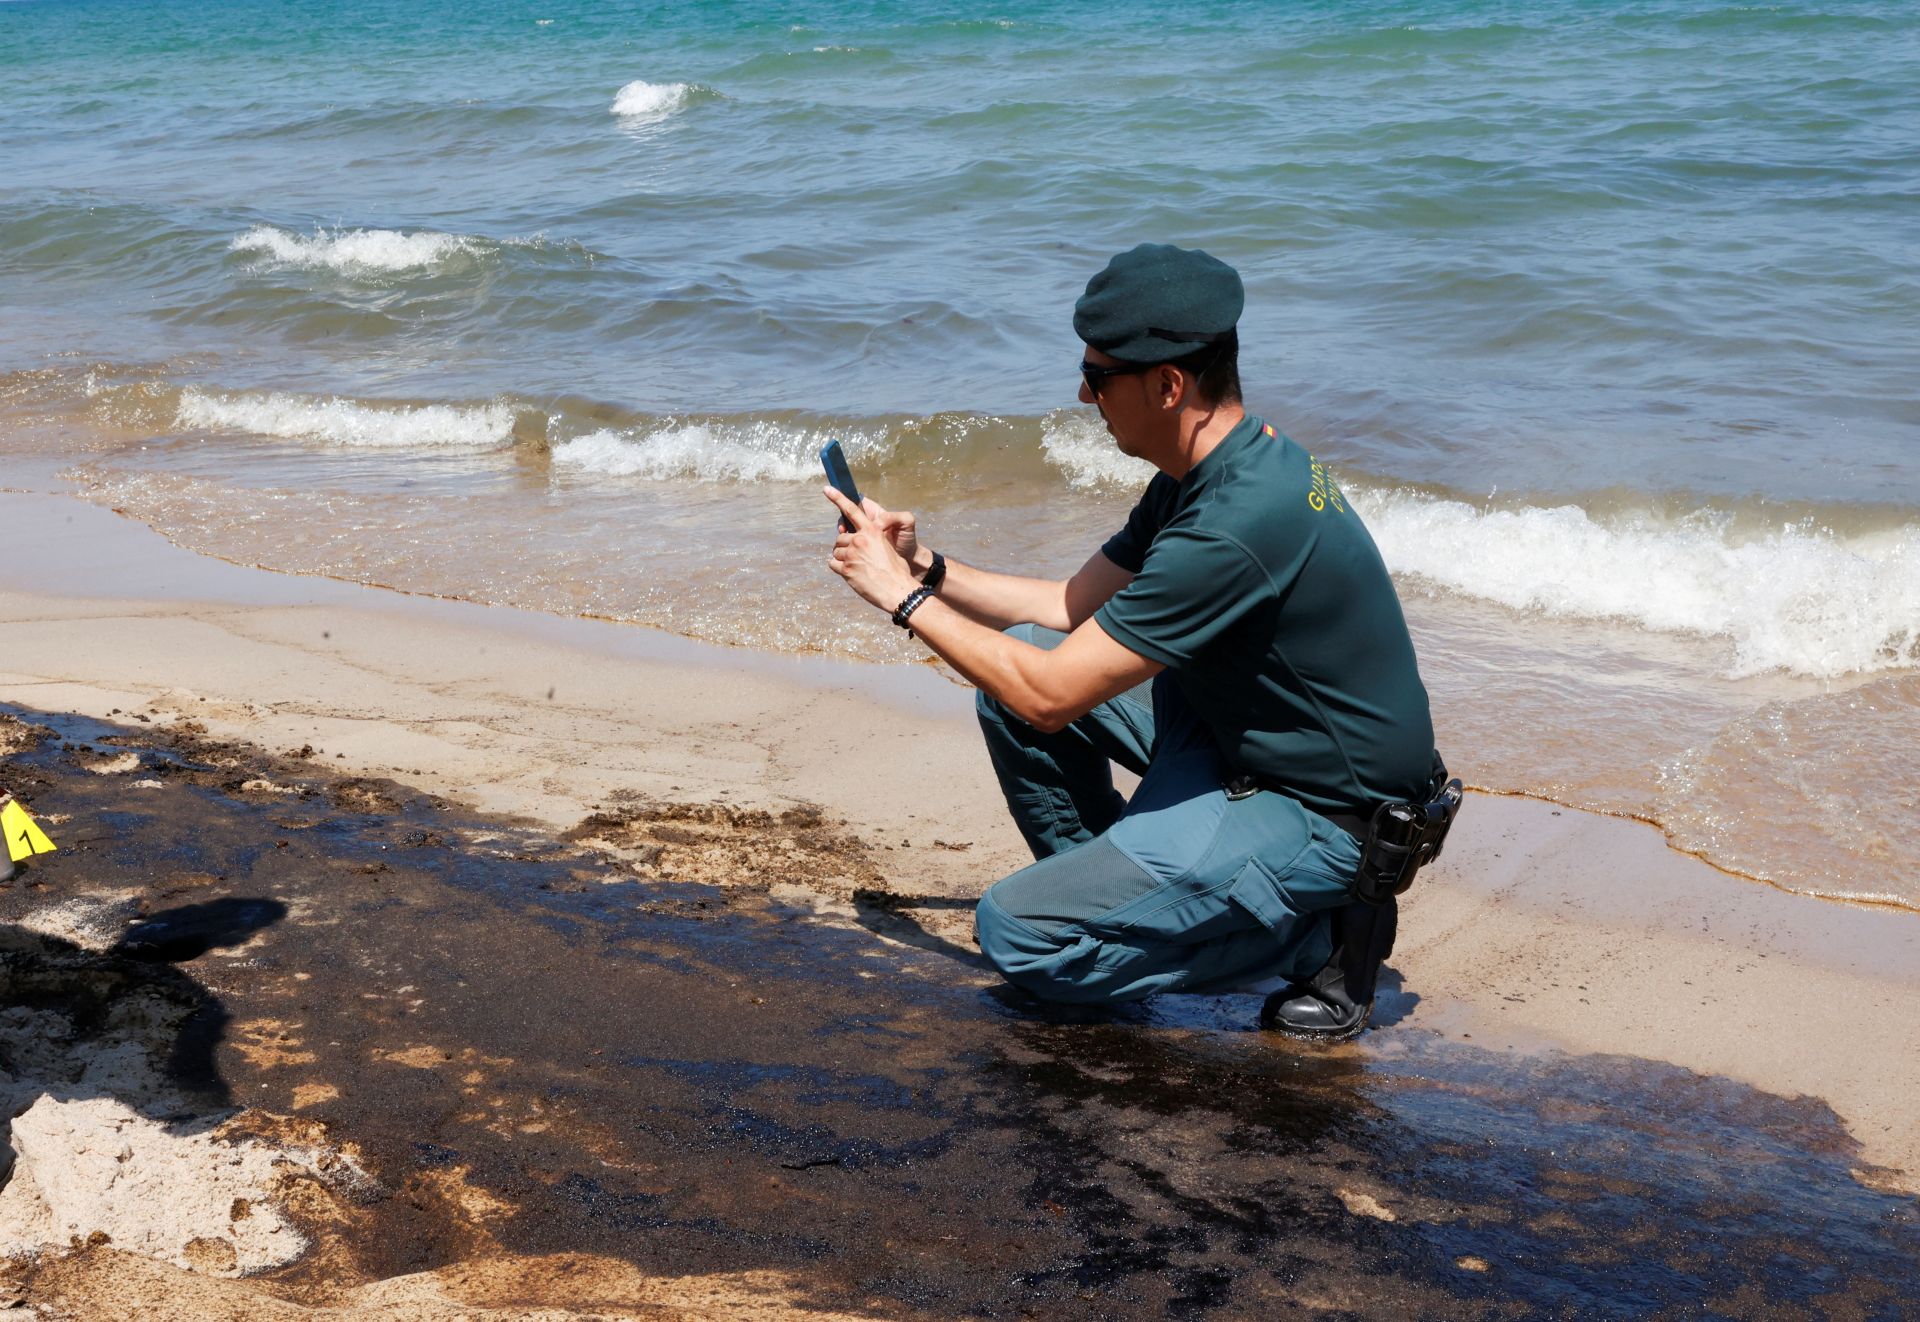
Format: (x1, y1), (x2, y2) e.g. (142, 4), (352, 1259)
(229, 225), (488, 274)
(609, 79), (698, 124)
(1361, 488), (1920, 679)
(1039, 410), (1154, 489)
(176, 389), (515, 450)
(551, 422), (844, 483)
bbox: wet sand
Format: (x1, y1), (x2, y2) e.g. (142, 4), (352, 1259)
(3, 489), (1920, 1315)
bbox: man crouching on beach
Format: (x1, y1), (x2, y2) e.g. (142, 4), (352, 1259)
(825, 243), (1439, 1039)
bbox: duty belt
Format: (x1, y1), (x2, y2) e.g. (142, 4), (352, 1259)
(1222, 772), (1369, 840)
(1221, 756), (1464, 906)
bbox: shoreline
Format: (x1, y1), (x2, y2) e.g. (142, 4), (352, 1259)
(1459, 786), (1920, 917)
(25, 459), (1918, 915)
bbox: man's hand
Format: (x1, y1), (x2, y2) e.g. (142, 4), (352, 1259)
(852, 494), (927, 574)
(825, 487), (920, 613)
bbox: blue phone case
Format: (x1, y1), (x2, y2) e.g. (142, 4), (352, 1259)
(820, 440), (861, 529)
(820, 440), (861, 505)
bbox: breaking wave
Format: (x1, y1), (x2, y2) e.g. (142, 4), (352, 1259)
(228, 225), (492, 274)
(69, 366), (1920, 683)
(608, 79), (709, 125)
(1361, 488), (1920, 680)
(1038, 413), (1920, 679)
(550, 420), (868, 483)
(1039, 410), (1154, 489)
(176, 388), (516, 449)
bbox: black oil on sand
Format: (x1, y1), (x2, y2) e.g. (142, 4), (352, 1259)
(0, 705), (1914, 1318)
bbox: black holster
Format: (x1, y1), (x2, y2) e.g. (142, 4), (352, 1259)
(1351, 756), (1463, 906)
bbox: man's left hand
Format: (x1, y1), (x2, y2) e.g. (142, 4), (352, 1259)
(825, 487), (919, 613)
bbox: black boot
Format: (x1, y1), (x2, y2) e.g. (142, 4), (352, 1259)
(1260, 896), (1398, 1041)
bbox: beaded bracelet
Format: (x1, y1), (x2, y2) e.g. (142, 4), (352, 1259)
(890, 583), (937, 636)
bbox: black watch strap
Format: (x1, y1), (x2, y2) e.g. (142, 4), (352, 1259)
(920, 550), (947, 592)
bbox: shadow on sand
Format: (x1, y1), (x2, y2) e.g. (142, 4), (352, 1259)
(0, 897), (287, 1181)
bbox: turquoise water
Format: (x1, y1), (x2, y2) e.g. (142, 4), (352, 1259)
(5, 0), (1918, 496)
(3, 0), (1919, 905)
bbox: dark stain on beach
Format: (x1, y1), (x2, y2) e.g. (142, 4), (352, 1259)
(2, 704), (1916, 1317)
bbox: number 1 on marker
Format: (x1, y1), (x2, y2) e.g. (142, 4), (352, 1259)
(0, 798), (56, 862)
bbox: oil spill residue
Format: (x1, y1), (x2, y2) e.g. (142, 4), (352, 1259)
(1, 704), (1916, 1318)
(988, 1016), (1918, 1315)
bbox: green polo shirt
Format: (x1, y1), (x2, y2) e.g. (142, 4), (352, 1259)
(1094, 415), (1434, 813)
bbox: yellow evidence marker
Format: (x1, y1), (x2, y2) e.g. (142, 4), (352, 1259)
(0, 793), (57, 863)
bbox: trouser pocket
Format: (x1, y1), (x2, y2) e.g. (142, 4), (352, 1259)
(1227, 855), (1334, 978)
(1226, 856), (1299, 931)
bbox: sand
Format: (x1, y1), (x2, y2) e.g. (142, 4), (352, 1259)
(3, 489), (1918, 1312)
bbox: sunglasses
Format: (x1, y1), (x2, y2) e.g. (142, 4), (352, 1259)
(1079, 359), (1155, 395)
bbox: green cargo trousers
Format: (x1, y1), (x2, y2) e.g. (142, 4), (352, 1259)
(973, 625), (1361, 1004)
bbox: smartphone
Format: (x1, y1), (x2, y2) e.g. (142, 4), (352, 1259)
(820, 440), (861, 531)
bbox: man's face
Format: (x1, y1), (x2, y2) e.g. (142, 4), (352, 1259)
(1078, 345), (1160, 456)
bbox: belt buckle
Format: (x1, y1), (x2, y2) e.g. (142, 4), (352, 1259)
(1224, 775), (1259, 802)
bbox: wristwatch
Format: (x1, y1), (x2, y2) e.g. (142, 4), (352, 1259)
(919, 550), (947, 592)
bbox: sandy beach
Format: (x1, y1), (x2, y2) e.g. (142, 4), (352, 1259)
(2, 487), (1918, 1316)
(8, 1), (1920, 1311)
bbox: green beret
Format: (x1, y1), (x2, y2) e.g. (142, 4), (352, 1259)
(1073, 243), (1244, 363)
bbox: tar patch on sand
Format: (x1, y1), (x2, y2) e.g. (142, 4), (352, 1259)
(1, 704), (1916, 1319)
(568, 798), (885, 900)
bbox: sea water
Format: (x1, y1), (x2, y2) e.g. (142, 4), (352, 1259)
(2, 0), (1917, 906)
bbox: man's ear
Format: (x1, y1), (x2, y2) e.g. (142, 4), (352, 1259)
(1156, 363), (1186, 411)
